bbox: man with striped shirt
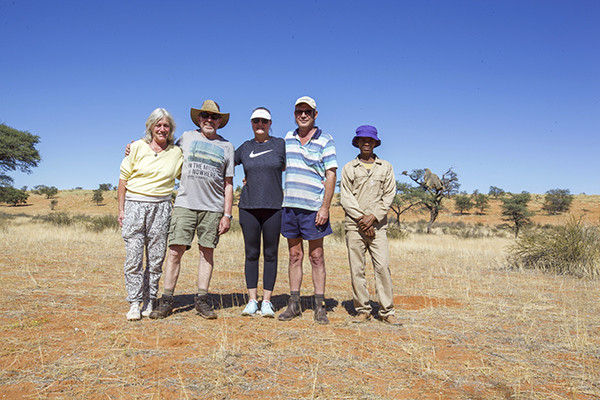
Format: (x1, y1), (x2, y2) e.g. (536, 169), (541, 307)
(278, 96), (338, 325)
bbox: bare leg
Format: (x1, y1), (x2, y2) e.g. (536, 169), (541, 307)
(308, 238), (325, 294)
(287, 238), (304, 291)
(163, 245), (186, 291)
(197, 245), (214, 291)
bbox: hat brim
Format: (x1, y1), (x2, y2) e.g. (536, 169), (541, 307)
(191, 108), (229, 129)
(352, 136), (381, 148)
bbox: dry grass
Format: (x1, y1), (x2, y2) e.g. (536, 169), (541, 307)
(1, 193), (600, 399)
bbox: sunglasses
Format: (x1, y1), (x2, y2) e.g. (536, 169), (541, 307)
(251, 118), (270, 124)
(294, 109), (314, 117)
(199, 112), (221, 120)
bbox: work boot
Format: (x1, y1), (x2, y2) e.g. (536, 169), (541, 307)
(149, 295), (174, 319)
(352, 312), (371, 323)
(314, 300), (329, 325)
(194, 294), (217, 319)
(381, 314), (402, 326)
(278, 298), (302, 321)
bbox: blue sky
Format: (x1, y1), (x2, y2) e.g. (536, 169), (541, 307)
(1, 0), (598, 194)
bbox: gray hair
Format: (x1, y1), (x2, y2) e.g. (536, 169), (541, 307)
(143, 108), (176, 145)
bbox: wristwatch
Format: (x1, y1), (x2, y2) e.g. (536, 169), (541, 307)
(224, 213), (233, 220)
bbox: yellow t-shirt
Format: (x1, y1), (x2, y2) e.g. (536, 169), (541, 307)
(119, 139), (183, 197)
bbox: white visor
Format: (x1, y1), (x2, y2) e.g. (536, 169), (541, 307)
(250, 109), (271, 120)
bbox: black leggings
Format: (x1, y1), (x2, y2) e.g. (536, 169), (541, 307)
(238, 208), (282, 291)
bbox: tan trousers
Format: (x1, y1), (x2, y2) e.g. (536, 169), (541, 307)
(345, 229), (395, 317)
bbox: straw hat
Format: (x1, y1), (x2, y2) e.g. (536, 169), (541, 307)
(190, 100), (230, 129)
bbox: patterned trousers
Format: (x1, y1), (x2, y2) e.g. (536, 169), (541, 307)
(122, 200), (172, 304)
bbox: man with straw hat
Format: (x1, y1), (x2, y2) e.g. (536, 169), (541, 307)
(150, 100), (235, 320)
(339, 125), (401, 326)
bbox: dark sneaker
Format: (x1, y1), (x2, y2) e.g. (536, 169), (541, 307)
(352, 312), (371, 323)
(381, 314), (402, 326)
(149, 295), (174, 319)
(314, 301), (329, 325)
(194, 294), (217, 319)
(278, 298), (302, 321)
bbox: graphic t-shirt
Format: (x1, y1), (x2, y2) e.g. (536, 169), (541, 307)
(174, 130), (234, 212)
(235, 137), (285, 209)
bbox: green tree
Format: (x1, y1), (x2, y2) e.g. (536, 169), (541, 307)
(501, 191), (534, 237)
(542, 188), (573, 215)
(0, 186), (29, 206)
(92, 189), (104, 205)
(33, 184), (58, 199)
(50, 199), (58, 210)
(472, 191), (490, 215)
(98, 183), (113, 191)
(0, 123), (41, 186)
(454, 192), (473, 215)
(400, 168), (460, 233)
(488, 186), (505, 198)
(390, 181), (423, 225)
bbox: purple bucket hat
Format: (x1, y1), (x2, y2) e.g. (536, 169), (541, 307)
(352, 125), (381, 148)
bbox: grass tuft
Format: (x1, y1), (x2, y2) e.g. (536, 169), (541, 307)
(508, 216), (600, 278)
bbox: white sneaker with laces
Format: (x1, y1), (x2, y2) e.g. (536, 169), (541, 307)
(141, 300), (154, 317)
(242, 299), (259, 316)
(127, 302), (141, 321)
(261, 300), (275, 318)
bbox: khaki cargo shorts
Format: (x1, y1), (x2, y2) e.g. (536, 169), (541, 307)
(168, 207), (223, 249)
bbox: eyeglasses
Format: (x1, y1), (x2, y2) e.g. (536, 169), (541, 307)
(251, 118), (270, 124)
(199, 112), (221, 120)
(295, 109), (314, 117)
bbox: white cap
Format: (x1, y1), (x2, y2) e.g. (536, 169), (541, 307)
(250, 108), (272, 120)
(295, 96), (316, 110)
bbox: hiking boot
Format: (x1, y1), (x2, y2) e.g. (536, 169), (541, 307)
(381, 314), (402, 326)
(314, 301), (329, 325)
(352, 312), (371, 323)
(141, 299), (156, 318)
(194, 294), (217, 319)
(126, 302), (141, 321)
(149, 295), (174, 319)
(242, 299), (259, 316)
(278, 298), (302, 321)
(260, 300), (275, 318)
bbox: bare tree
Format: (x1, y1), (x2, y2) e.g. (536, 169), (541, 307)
(400, 168), (460, 233)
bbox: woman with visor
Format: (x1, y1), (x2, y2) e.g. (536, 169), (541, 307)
(234, 107), (285, 317)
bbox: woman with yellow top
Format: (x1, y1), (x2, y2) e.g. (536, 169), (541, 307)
(118, 108), (183, 321)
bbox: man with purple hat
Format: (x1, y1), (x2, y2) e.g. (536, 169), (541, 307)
(340, 125), (401, 325)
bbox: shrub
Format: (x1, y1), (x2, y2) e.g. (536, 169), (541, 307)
(87, 215), (119, 232)
(507, 217), (600, 278)
(33, 212), (74, 226)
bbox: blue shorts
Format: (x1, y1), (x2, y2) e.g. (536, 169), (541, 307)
(281, 207), (332, 240)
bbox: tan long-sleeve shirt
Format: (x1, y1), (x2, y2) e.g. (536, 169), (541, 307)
(340, 157), (396, 231)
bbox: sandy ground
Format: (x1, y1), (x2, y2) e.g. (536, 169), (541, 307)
(0, 192), (599, 399)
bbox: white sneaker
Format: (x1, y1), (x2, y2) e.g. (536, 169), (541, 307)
(261, 300), (275, 318)
(242, 299), (259, 316)
(127, 303), (141, 321)
(141, 300), (154, 317)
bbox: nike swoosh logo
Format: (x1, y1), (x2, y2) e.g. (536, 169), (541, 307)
(249, 149), (273, 158)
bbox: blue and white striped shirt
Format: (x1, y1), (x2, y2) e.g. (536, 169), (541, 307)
(282, 128), (338, 211)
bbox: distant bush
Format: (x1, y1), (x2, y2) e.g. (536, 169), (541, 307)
(32, 213), (119, 232)
(508, 217), (600, 278)
(33, 212), (72, 226)
(87, 215), (119, 232)
(0, 213), (10, 232)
